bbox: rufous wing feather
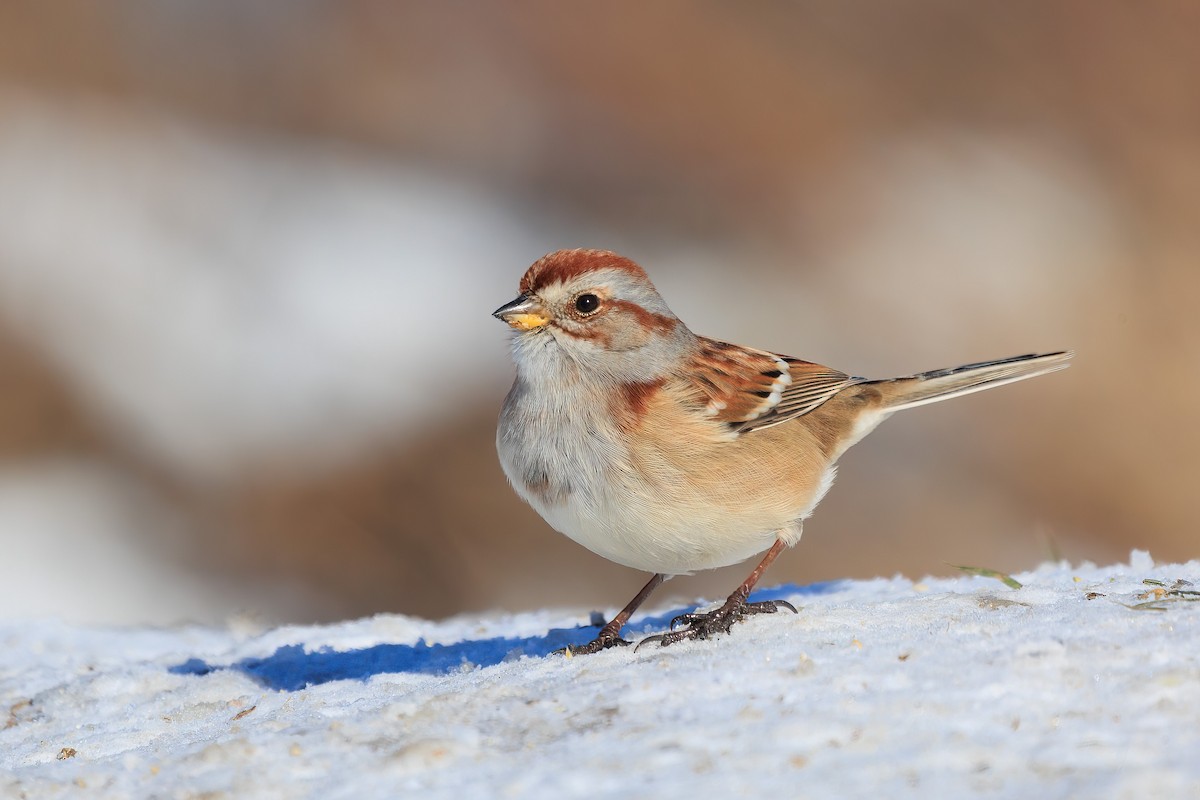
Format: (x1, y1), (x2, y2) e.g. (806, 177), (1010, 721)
(686, 337), (863, 434)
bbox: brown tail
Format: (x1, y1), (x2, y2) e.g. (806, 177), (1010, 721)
(866, 351), (1072, 412)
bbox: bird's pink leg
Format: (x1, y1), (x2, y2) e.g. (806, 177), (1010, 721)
(562, 572), (666, 655)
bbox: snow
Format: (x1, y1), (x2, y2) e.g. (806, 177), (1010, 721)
(2, 552), (1197, 798)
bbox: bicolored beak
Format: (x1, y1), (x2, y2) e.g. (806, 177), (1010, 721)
(492, 294), (550, 331)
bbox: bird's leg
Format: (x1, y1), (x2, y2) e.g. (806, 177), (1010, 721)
(560, 573), (665, 655)
(637, 539), (796, 649)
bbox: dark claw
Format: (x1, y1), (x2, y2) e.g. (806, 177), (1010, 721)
(634, 631), (682, 651)
(668, 612), (704, 631)
(636, 598), (799, 651)
(744, 599), (797, 616)
(554, 634), (631, 656)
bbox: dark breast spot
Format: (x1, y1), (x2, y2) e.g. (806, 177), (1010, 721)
(524, 469), (571, 505)
(620, 379), (666, 421)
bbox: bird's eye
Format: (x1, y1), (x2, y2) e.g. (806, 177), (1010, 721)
(574, 293), (601, 314)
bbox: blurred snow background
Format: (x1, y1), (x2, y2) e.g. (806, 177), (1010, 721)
(0, 2), (1196, 625)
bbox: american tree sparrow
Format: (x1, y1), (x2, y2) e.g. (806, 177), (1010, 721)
(494, 249), (1070, 653)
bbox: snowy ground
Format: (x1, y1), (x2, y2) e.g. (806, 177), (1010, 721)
(2, 552), (1197, 799)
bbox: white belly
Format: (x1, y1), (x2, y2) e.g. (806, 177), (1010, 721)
(500, 433), (831, 575)
(497, 372), (833, 575)
(533, 486), (780, 575)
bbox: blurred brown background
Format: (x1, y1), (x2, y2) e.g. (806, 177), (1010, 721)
(0, 1), (1195, 625)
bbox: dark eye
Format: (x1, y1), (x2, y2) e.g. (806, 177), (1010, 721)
(574, 293), (601, 314)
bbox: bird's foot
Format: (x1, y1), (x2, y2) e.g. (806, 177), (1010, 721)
(635, 596), (797, 650)
(554, 625), (631, 656)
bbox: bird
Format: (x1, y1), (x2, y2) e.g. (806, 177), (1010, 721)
(493, 248), (1071, 653)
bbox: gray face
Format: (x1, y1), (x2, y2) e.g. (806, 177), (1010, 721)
(501, 268), (696, 385)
